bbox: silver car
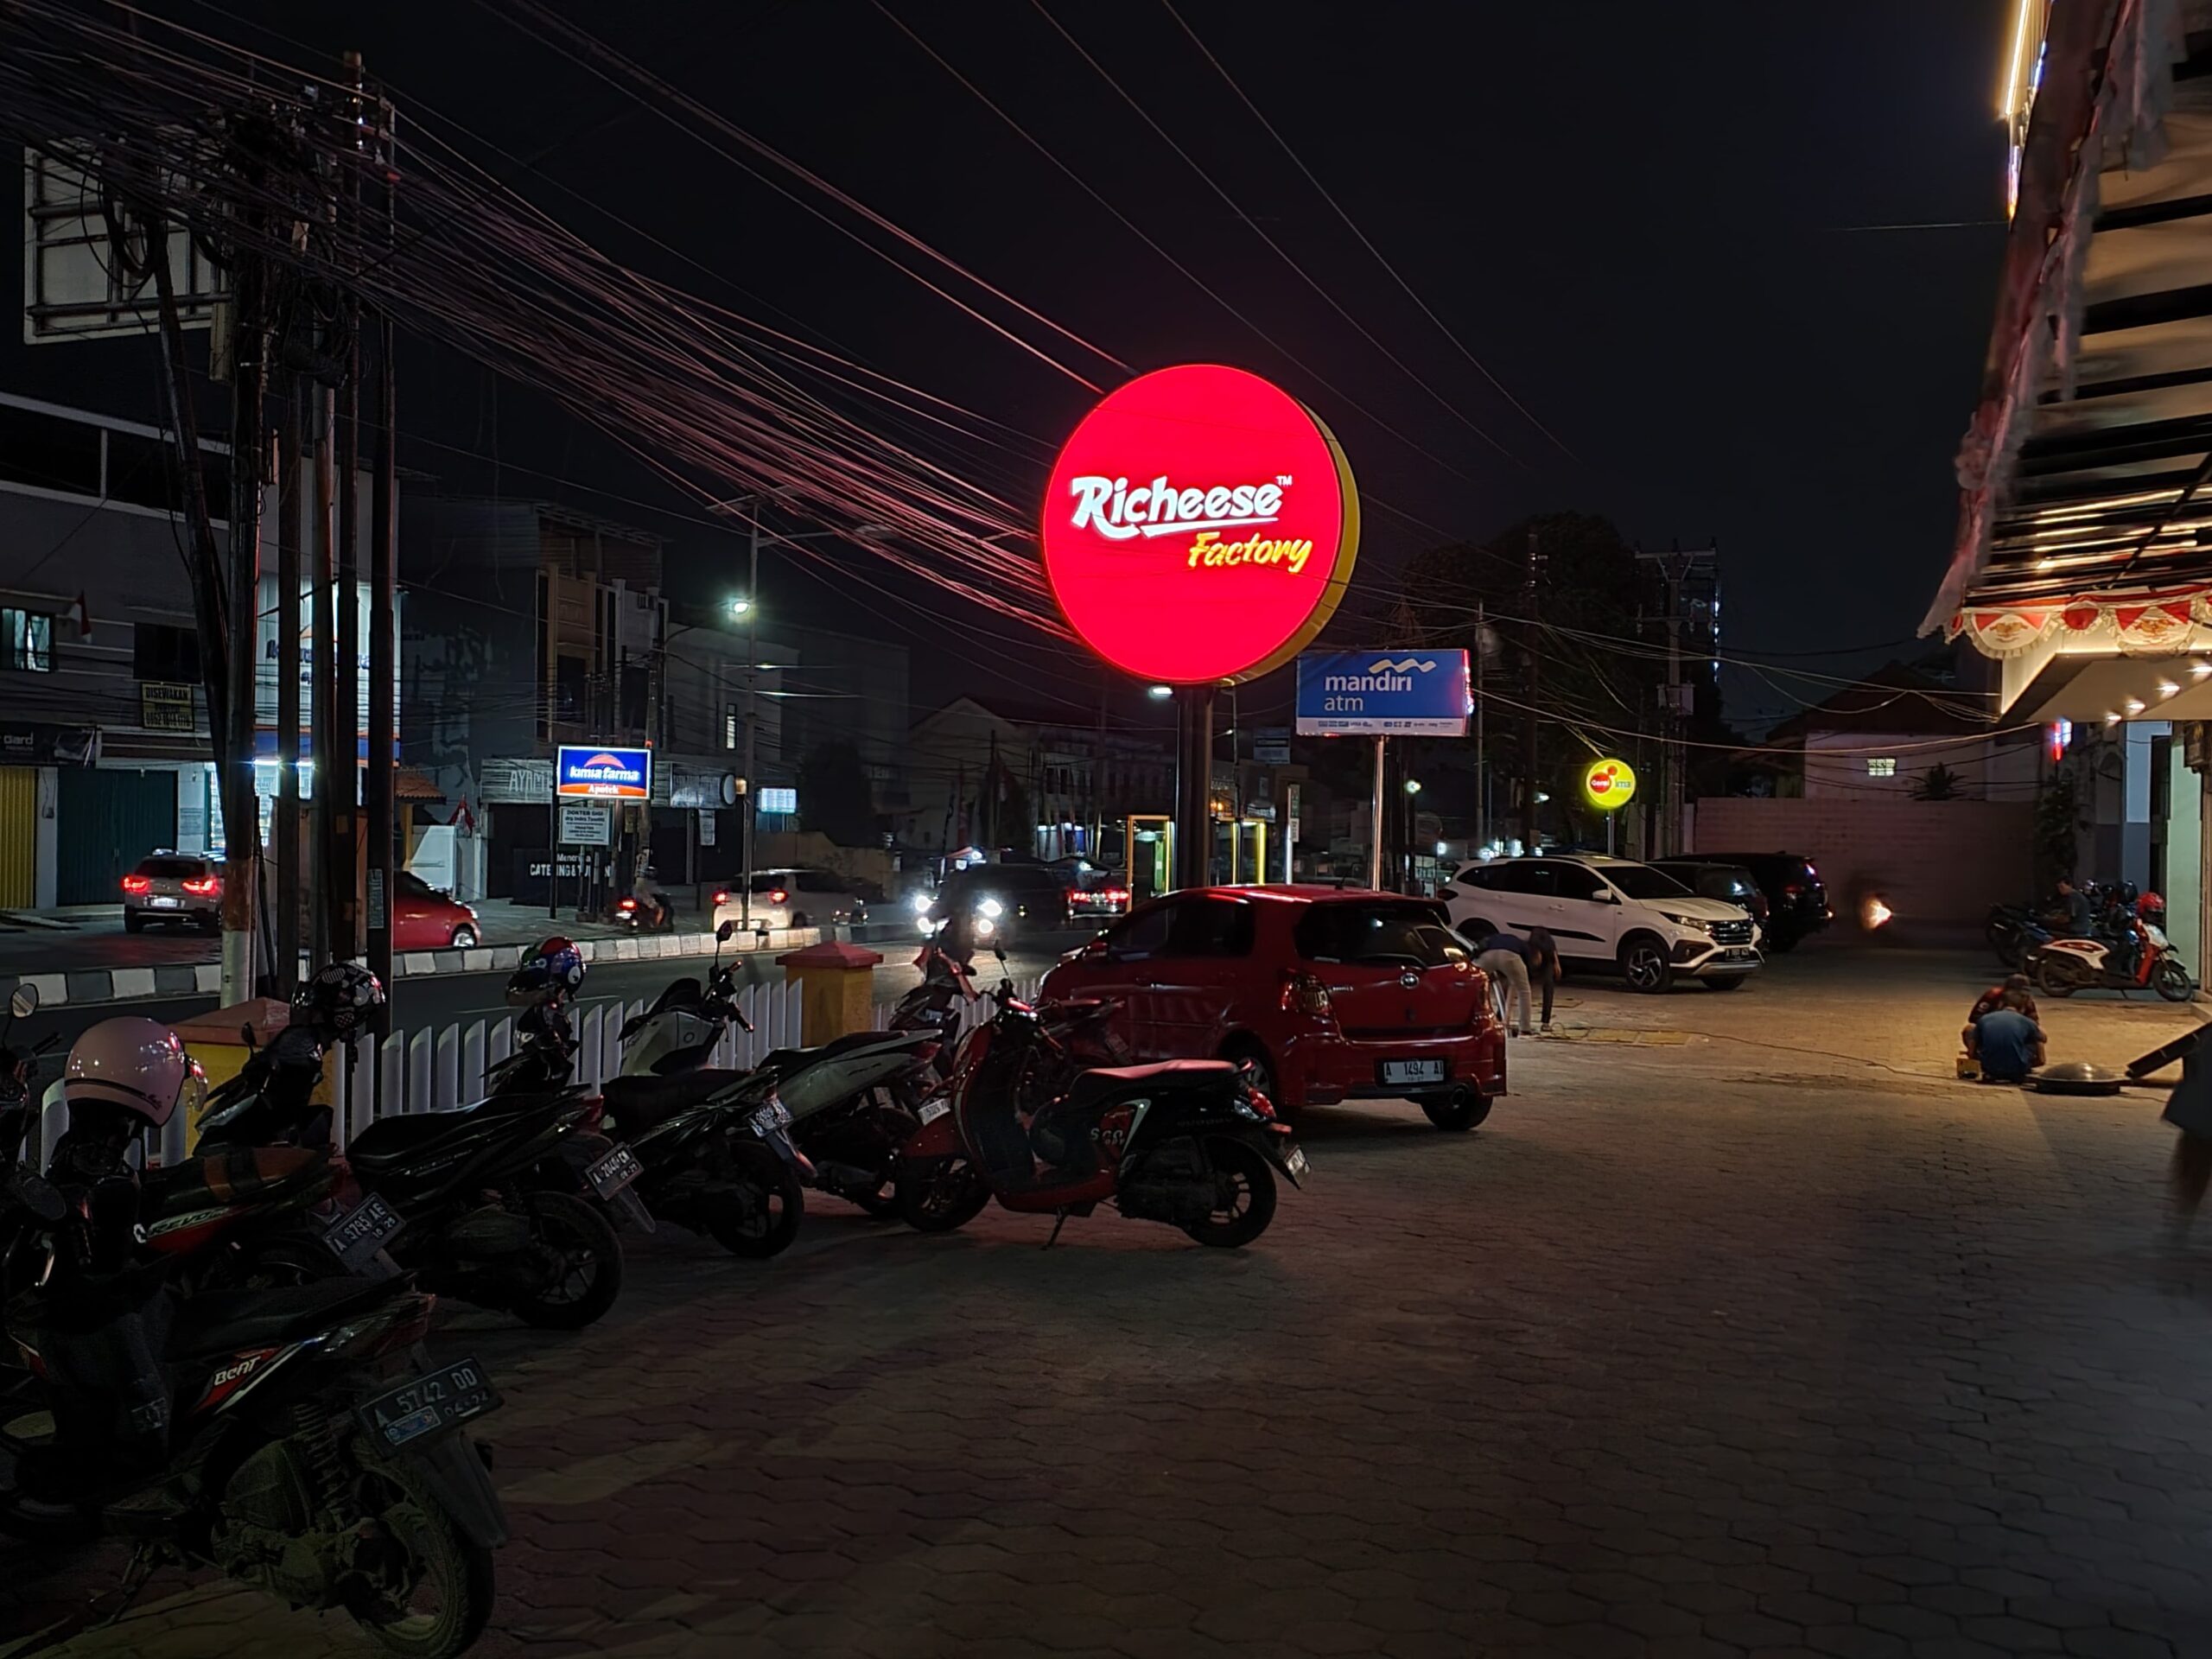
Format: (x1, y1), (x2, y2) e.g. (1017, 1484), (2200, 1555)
(123, 850), (223, 934)
(713, 868), (869, 933)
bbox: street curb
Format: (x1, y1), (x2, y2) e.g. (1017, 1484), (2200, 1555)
(0, 925), (861, 1012)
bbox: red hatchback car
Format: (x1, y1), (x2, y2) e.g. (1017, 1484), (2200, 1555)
(1042, 886), (1505, 1129)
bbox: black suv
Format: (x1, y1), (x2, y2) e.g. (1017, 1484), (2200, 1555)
(923, 864), (1072, 945)
(1649, 861), (1769, 930)
(1690, 851), (1828, 951)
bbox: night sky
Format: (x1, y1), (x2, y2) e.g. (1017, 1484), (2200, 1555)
(185, 0), (2013, 728)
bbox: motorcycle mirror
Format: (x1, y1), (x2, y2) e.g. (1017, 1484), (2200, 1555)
(9, 984), (37, 1019)
(993, 945), (1007, 964)
(240, 1022), (258, 1049)
(10, 1167), (65, 1224)
(717, 918), (738, 943)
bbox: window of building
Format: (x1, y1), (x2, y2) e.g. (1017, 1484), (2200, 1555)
(133, 621), (200, 683)
(0, 402), (101, 494)
(619, 663), (648, 731)
(554, 655), (586, 724)
(1866, 757), (1897, 778)
(3, 609), (54, 672)
(724, 703), (739, 751)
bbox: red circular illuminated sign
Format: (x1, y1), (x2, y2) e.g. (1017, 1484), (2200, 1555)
(1041, 364), (1359, 684)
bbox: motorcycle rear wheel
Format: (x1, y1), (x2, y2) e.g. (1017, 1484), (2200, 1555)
(507, 1192), (624, 1330)
(1181, 1138), (1277, 1249)
(708, 1160), (804, 1258)
(895, 1156), (990, 1233)
(341, 1448), (497, 1659)
(2036, 957), (2083, 998)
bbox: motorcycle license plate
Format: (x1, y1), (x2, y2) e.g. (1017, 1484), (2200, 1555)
(748, 1099), (792, 1138)
(916, 1100), (950, 1125)
(1379, 1058), (1446, 1086)
(323, 1192), (404, 1271)
(355, 1358), (501, 1451)
(1283, 1143), (1309, 1179)
(584, 1143), (643, 1198)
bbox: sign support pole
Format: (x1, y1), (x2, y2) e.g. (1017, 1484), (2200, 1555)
(1173, 683), (1216, 891)
(1369, 736), (1387, 892)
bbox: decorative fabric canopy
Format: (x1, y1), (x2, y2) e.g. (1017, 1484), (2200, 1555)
(1947, 586), (2209, 657)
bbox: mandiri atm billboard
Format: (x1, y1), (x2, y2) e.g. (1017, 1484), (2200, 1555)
(1294, 651), (1471, 737)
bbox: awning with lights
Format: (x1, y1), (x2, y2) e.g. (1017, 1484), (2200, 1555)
(1928, 0), (2212, 691)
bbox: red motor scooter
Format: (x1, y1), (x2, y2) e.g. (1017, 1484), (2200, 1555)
(893, 970), (1306, 1249)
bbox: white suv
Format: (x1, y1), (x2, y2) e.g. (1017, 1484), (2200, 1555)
(1440, 855), (1761, 993)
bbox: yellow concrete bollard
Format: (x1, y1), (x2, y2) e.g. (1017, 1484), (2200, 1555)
(776, 940), (883, 1043)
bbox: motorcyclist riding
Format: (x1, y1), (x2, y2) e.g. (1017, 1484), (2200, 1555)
(632, 866), (671, 931)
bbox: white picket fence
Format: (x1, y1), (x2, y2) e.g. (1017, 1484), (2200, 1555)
(32, 973), (1047, 1173)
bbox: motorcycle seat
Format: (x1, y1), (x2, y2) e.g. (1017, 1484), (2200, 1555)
(760, 1030), (928, 1073)
(602, 1068), (744, 1131)
(141, 1147), (335, 1221)
(170, 1273), (412, 1358)
(345, 1110), (502, 1171)
(1064, 1060), (1236, 1115)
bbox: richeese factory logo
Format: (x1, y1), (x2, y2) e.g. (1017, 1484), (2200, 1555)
(1065, 473), (1313, 575)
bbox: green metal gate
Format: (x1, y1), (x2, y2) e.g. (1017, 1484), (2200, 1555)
(56, 769), (178, 906)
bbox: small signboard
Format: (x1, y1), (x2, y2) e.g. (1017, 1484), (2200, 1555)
(758, 786), (798, 816)
(1294, 651), (1471, 737)
(556, 745), (652, 799)
(697, 810), (717, 847)
(140, 682), (196, 733)
(558, 802), (613, 846)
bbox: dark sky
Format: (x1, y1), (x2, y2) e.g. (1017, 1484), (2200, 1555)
(183, 0), (2013, 729)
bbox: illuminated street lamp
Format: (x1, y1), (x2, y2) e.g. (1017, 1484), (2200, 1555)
(728, 595), (753, 619)
(1147, 684), (1174, 701)
(1403, 778), (1422, 795)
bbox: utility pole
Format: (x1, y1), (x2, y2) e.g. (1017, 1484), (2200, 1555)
(1367, 737), (1387, 892)
(219, 219), (264, 1006)
(311, 381), (338, 969)
(741, 506), (760, 931)
(1521, 524), (1542, 853)
(276, 379), (302, 994)
(1474, 600), (1487, 854)
(366, 295), (396, 1008)
(334, 51), (365, 964)
(1638, 543), (1716, 859)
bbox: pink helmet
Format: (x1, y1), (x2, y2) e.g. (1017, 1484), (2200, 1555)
(63, 1017), (201, 1128)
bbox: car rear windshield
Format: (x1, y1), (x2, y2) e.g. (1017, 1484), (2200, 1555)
(1295, 902), (1464, 967)
(136, 857), (206, 880)
(1603, 865), (1694, 901)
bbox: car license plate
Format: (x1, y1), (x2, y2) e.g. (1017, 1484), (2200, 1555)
(1380, 1058), (1446, 1086)
(354, 1358), (500, 1451)
(151, 896), (180, 909)
(584, 1142), (643, 1198)
(322, 1192), (404, 1271)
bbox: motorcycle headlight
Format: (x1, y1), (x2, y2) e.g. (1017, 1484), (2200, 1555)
(911, 891), (932, 913)
(978, 898), (1003, 919)
(975, 915), (997, 938)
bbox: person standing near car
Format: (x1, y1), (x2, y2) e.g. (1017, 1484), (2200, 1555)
(1476, 928), (1558, 1035)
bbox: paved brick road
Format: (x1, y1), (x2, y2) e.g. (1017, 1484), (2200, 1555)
(10, 943), (2212, 1657)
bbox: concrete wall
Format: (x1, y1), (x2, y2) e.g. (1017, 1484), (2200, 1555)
(1689, 797), (2036, 928)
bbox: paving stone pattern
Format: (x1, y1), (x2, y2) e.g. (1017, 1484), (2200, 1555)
(10, 945), (2212, 1656)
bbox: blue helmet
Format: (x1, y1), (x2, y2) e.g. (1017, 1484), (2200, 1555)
(507, 936), (585, 1007)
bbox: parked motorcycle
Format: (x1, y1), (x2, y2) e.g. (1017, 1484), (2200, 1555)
(0, 1163), (505, 1659)
(893, 973), (1306, 1249)
(1985, 902), (2053, 970)
(2025, 900), (2193, 1001)
(608, 932), (938, 1222)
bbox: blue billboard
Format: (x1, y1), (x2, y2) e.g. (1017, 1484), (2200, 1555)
(556, 744), (652, 799)
(1295, 651), (1470, 737)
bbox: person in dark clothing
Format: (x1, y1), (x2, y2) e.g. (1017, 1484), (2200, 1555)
(2047, 879), (2094, 937)
(1477, 927), (1561, 1033)
(1971, 987), (2046, 1082)
(1963, 973), (2038, 1058)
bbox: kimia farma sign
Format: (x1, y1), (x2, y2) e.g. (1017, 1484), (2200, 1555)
(556, 745), (652, 800)
(1042, 364), (1360, 684)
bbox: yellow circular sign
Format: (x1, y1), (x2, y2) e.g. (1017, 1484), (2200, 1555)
(1582, 757), (1637, 810)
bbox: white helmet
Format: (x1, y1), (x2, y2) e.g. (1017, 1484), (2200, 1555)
(63, 1017), (202, 1128)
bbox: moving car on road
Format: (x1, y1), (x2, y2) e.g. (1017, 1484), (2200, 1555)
(1440, 855), (1761, 994)
(1042, 885), (1503, 1129)
(1689, 849), (1829, 950)
(917, 862), (1073, 945)
(121, 849), (222, 934)
(713, 868), (870, 933)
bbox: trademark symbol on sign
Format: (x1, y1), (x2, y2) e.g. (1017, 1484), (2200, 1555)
(1277, 474), (1294, 486)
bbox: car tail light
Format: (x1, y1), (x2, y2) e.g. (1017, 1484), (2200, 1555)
(1783, 883), (1802, 897)
(122, 874), (150, 893)
(181, 876), (219, 894)
(1103, 887), (1128, 906)
(770, 888), (789, 904)
(1281, 971), (1332, 1016)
